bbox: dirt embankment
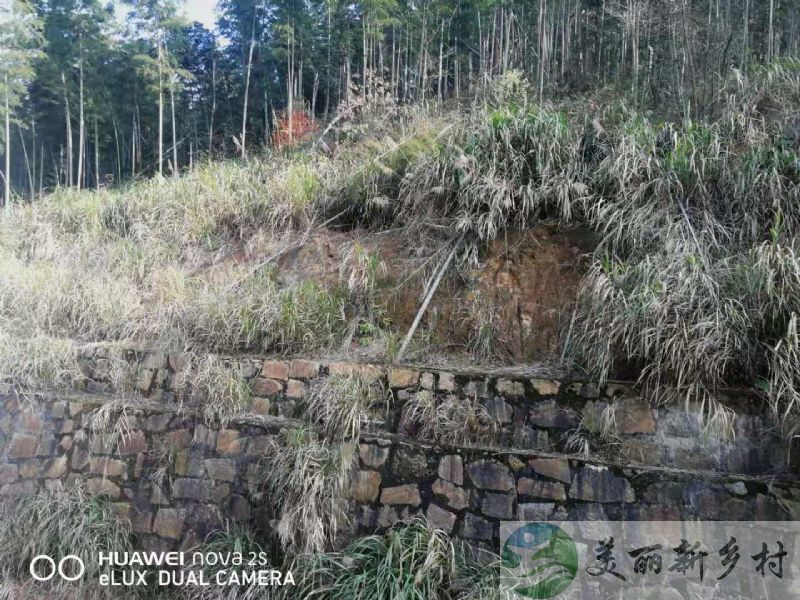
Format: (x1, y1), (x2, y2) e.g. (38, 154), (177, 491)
(262, 223), (594, 364)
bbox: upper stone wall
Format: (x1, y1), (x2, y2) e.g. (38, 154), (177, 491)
(75, 349), (790, 476)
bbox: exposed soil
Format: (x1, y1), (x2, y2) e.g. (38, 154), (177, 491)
(242, 222), (595, 365)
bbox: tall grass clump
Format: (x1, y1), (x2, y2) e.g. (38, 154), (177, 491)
(191, 356), (252, 427)
(177, 523), (280, 600)
(0, 484), (133, 598)
(306, 375), (384, 440)
(260, 428), (356, 554)
(287, 517), (511, 600)
(399, 390), (497, 446)
(0, 333), (80, 395)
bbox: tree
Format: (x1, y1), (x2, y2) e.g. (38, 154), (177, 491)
(124, 0), (184, 178)
(0, 0), (41, 208)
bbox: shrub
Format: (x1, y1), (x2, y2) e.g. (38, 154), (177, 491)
(0, 484), (133, 598)
(287, 517), (510, 600)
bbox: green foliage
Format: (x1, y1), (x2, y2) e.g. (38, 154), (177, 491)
(287, 517), (511, 600)
(0, 484), (133, 598)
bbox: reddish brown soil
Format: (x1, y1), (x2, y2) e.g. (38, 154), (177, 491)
(233, 222), (594, 364)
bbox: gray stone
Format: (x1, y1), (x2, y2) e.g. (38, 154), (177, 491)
(118, 431), (147, 455)
(643, 482), (684, 504)
(481, 492), (514, 519)
(517, 478), (567, 501)
(568, 503), (608, 521)
(359, 444), (389, 469)
(349, 470), (381, 503)
(461, 513), (494, 541)
(85, 477), (121, 498)
(517, 502), (556, 521)
(420, 373), (435, 390)
(42, 456), (67, 479)
(71, 446), (89, 470)
(496, 379), (525, 397)
(530, 400), (579, 429)
(426, 504), (456, 533)
(143, 414), (172, 432)
(230, 495), (252, 521)
(462, 378), (489, 398)
(130, 508), (153, 534)
(216, 430), (242, 454)
(437, 372), (457, 391)
(530, 379), (560, 396)
(685, 483), (749, 520)
(89, 457), (126, 477)
(8, 434), (39, 459)
(466, 460), (514, 491)
(432, 479), (470, 510)
(172, 478), (227, 503)
(389, 368), (420, 388)
(288, 360), (320, 379)
(569, 467), (635, 503)
(391, 448), (433, 480)
(529, 458), (571, 484)
(514, 427), (551, 450)
(755, 494), (791, 520)
(616, 398), (656, 434)
(205, 459), (236, 482)
(486, 397), (514, 425)
(153, 508), (184, 540)
(261, 361), (289, 380)
(192, 424), (216, 448)
(252, 377), (283, 397)
(19, 460), (41, 479)
(381, 484), (421, 506)
(437, 455), (463, 485)
(725, 481), (748, 496)
(0, 464), (18, 485)
(286, 379), (307, 398)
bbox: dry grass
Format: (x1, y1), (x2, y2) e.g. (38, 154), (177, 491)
(0, 484), (133, 599)
(259, 428), (356, 555)
(3, 64), (800, 437)
(399, 390), (497, 446)
(190, 355), (252, 427)
(306, 375), (384, 440)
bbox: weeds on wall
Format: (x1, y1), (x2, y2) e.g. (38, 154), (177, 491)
(190, 356), (252, 428)
(399, 390), (497, 447)
(260, 428), (356, 555)
(176, 523), (280, 600)
(306, 375), (384, 440)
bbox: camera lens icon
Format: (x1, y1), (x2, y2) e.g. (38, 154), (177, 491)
(29, 555), (85, 582)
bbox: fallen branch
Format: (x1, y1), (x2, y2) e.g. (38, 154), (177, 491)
(395, 236), (463, 362)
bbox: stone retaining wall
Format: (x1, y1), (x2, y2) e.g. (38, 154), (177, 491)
(79, 350), (790, 475)
(0, 355), (797, 552)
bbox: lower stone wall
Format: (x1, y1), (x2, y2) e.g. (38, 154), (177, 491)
(1, 391), (798, 553)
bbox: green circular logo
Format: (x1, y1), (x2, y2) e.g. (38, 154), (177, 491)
(501, 522), (578, 599)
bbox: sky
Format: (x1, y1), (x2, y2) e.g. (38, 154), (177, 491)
(181, 0), (218, 30)
(114, 1), (219, 32)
